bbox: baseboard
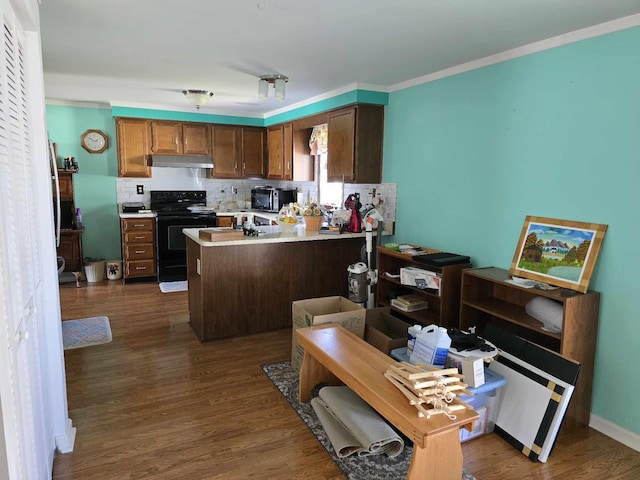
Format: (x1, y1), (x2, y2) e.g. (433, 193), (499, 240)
(54, 418), (76, 454)
(590, 414), (640, 452)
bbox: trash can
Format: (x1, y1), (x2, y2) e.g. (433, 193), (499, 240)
(84, 258), (105, 282)
(106, 260), (123, 280)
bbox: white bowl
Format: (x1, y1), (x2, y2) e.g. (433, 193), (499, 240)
(276, 219), (297, 232)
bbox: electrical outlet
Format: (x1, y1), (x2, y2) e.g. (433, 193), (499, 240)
(231, 186), (238, 194)
(136, 185), (144, 194)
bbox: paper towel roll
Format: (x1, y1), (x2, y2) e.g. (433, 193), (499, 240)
(525, 297), (563, 332)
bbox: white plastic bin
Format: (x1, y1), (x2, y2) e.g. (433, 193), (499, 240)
(84, 260), (105, 282)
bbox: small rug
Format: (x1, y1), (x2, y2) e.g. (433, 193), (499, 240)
(62, 316), (112, 350)
(261, 360), (475, 480)
(159, 281), (188, 293)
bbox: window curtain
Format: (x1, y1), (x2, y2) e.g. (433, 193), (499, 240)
(309, 124), (328, 156)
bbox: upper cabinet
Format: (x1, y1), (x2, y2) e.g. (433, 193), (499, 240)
(209, 125), (265, 179)
(150, 120), (210, 155)
(182, 123), (211, 155)
(116, 117), (151, 178)
(267, 123), (287, 180)
(327, 104), (384, 183)
(210, 124), (240, 178)
(241, 127), (267, 178)
(267, 122), (314, 181)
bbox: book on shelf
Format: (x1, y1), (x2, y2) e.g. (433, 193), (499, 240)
(391, 294), (429, 312)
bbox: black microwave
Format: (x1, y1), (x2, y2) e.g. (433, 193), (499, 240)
(251, 187), (296, 212)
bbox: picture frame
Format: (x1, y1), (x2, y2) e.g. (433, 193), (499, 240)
(509, 216), (607, 293)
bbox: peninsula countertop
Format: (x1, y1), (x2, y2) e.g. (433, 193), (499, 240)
(183, 226), (388, 247)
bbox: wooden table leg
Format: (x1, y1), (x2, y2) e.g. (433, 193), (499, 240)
(407, 427), (464, 480)
(298, 351), (340, 402)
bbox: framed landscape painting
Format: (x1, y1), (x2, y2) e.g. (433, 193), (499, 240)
(509, 216), (607, 293)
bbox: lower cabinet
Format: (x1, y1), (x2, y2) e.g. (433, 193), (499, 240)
(186, 236), (363, 341)
(57, 230), (83, 272)
(121, 217), (156, 281)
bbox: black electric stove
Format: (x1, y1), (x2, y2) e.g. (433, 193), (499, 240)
(150, 191), (217, 282)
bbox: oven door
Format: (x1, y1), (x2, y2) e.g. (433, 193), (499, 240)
(156, 214), (217, 282)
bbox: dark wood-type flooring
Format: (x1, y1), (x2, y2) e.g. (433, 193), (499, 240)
(52, 281), (639, 479)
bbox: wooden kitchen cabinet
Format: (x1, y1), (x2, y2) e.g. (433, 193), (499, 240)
(376, 247), (471, 329)
(327, 104), (384, 183)
(459, 267), (600, 432)
(209, 125), (266, 179)
(210, 124), (240, 178)
(182, 123), (210, 155)
(58, 231), (83, 272)
(150, 120), (210, 155)
(116, 117), (151, 178)
(266, 122), (314, 181)
(241, 126), (266, 178)
(121, 217), (156, 281)
(267, 124), (284, 180)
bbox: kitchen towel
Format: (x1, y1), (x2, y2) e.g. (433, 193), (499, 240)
(311, 386), (404, 458)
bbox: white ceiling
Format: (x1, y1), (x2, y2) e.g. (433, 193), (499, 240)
(40, 0), (640, 118)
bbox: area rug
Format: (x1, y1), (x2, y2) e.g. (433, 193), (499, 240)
(261, 360), (476, 480)
(159, 281), (188, 293)
(62, 316), (112, 350)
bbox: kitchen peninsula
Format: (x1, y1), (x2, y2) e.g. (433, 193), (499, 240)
(184, 226), (379, 341)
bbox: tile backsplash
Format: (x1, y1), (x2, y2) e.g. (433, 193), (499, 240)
(116, 167), (396, 224)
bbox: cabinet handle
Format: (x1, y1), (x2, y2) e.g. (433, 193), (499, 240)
(174, 136), (178, 146)
(135, 266), (146, 270)
(134, 235), (144, 239)
(135, 250), (145, 254)
(134, 224), (145, 227)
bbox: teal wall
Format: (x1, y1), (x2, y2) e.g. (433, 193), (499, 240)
(46, 105), (121, 261)
(383, 26), (640, 433)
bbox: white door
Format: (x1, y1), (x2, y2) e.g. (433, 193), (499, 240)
(0, 0), (74, 478)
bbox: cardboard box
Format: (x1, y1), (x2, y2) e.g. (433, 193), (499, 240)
(291, 296), (366, 372)
(364, 307), (409, 355)
(400, 266), (441, 292)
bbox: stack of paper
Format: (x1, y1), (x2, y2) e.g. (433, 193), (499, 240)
(391, 294), (429, 312)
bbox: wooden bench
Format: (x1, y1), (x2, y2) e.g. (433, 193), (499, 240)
(297, 324), (478, 480)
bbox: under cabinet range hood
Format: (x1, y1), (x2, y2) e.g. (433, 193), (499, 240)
(151, 154), (213, 169)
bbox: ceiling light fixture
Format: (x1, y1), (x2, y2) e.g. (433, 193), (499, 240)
(258, 74), (288, 101)
(182, 89), (214, 110)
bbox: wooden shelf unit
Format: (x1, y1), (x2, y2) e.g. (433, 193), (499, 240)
(459, 266), (600, 432)
(376, 247), (471, 329)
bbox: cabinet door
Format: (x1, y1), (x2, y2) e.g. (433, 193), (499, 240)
(56, 172), (74, 200)
(241, 127), (265, 178)
(57, 232), (83, 272)
(116, 118), (151, 178)
(283, 122), (293, 181)
(267, 125), (284, 179)
(327, 107), (356, 182)
(182, 123), (210, 155)
(210, 125), (241, 178)
(150, 120), (182, 154)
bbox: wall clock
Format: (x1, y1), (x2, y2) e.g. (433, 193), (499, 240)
(80, 129), (108, 154)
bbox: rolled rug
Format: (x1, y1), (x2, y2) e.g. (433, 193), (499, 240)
(311, 396), (364, 458)
(313, 386), (404, 458)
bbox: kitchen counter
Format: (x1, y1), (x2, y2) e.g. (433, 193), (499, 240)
(119, 212), (156, 218)
(185, 226), (386, 342)
(183, 225), (382, 247)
